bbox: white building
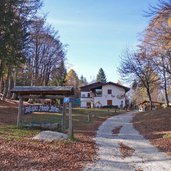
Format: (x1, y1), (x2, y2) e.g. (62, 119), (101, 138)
(80, 82), (130, 108)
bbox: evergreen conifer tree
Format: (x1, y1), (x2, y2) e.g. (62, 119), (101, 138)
(96, 68), (107, 83)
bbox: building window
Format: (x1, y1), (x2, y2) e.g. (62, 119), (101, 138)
(107, 100), (112, 105)
(96, 89), (102, 97)
(81, 94), (85, 98)
(108, 89), (112, 94)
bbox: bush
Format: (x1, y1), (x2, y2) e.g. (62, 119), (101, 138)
(102, 105), (118, 109)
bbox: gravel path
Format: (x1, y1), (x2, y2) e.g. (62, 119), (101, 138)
(83, 112), (171, 171)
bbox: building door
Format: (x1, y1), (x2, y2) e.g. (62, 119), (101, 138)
(87, 102), (91, 108)
(107, 100), (112, 105)
(120, 100), (123, 108)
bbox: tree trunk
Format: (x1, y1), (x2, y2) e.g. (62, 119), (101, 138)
(146, 87), (153, 111)
(163, 68), (169, 107)
(0, 77), (3, 94)
(0, 61), (3, 93)
(34, 34), (39, 86)
(11, 68), (17, 100)
(2, 66), (11, 100)
(6, 71), (12, 99)
(2, 80), (7, 101)
(169, 53), (171, 75)
(162, 57), (169, 107)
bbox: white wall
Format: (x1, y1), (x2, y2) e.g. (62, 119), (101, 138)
(80, 92), (92, 108)
(94, 85), (126, 107)
(80, 101), (88, 108)
(80, 85), (126, 108)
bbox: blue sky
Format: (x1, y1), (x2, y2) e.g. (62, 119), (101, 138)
(41, 0), (159, 83)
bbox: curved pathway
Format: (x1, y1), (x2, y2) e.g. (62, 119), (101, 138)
(83, 112), (171, 171)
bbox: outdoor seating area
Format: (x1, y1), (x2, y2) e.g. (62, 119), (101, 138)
(11, 86), (74, 137)
(138, 100), (164, 112)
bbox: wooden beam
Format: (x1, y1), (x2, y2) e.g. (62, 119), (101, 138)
(21, 95), (65, 99)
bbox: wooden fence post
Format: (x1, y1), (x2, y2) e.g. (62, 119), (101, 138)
(68, 101), (73, 138)
(87, 113), (91, 122)
(62, 102), (66, 132)
(17, 95), (23, 127)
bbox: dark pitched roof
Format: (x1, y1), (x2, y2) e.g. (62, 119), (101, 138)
(11, 86), (74, 95)
(80, 82), (130, 92)
(138, 100), (164, 105)
(104, 82), (130, 92)
(80, 82), (104, 91)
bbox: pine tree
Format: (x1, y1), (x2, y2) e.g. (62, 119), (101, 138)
(96, 68), (107, 83)
(0, 0), (42, 98)
(79, 75), (88, 86)
(50, 59), (67, 86)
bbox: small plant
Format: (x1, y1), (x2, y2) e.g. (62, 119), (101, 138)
(68, 133), (75, 140)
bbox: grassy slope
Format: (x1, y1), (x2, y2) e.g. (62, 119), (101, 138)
(133, 108), (171, 156)
(0, 100), (121, 170)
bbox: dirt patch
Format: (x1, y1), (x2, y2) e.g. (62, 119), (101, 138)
(0, 100), (18, 125)
(112, 126), (122, 135)
(119, 142), (135, 158)
(133, 108), (171, 156)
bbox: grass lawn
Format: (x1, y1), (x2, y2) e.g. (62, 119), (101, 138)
(133, 107), (171, 156)
(0, 125), (39, 141)
(0, 107), (120, 140)
(0, 100), (123, 170)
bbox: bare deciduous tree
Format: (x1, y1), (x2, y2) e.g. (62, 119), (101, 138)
(119, 48), (160, 110)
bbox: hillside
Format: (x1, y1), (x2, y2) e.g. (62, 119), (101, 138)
(133, 108), (171, 156)
(0, 100), (120, 170)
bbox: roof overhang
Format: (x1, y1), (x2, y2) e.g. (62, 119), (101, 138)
(80, 82), (130, 92)
(104, 82), (130, 92)
(11, 86), (74, 96)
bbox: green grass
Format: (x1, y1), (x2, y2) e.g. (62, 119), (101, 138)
(0, 125), (39, 141)
(23, 113), (61, 124)
(0, 108), (122, 141)
(23, 108), (120, 128)
(72, 108), (119, 118)
(73, 108), (119, 114)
